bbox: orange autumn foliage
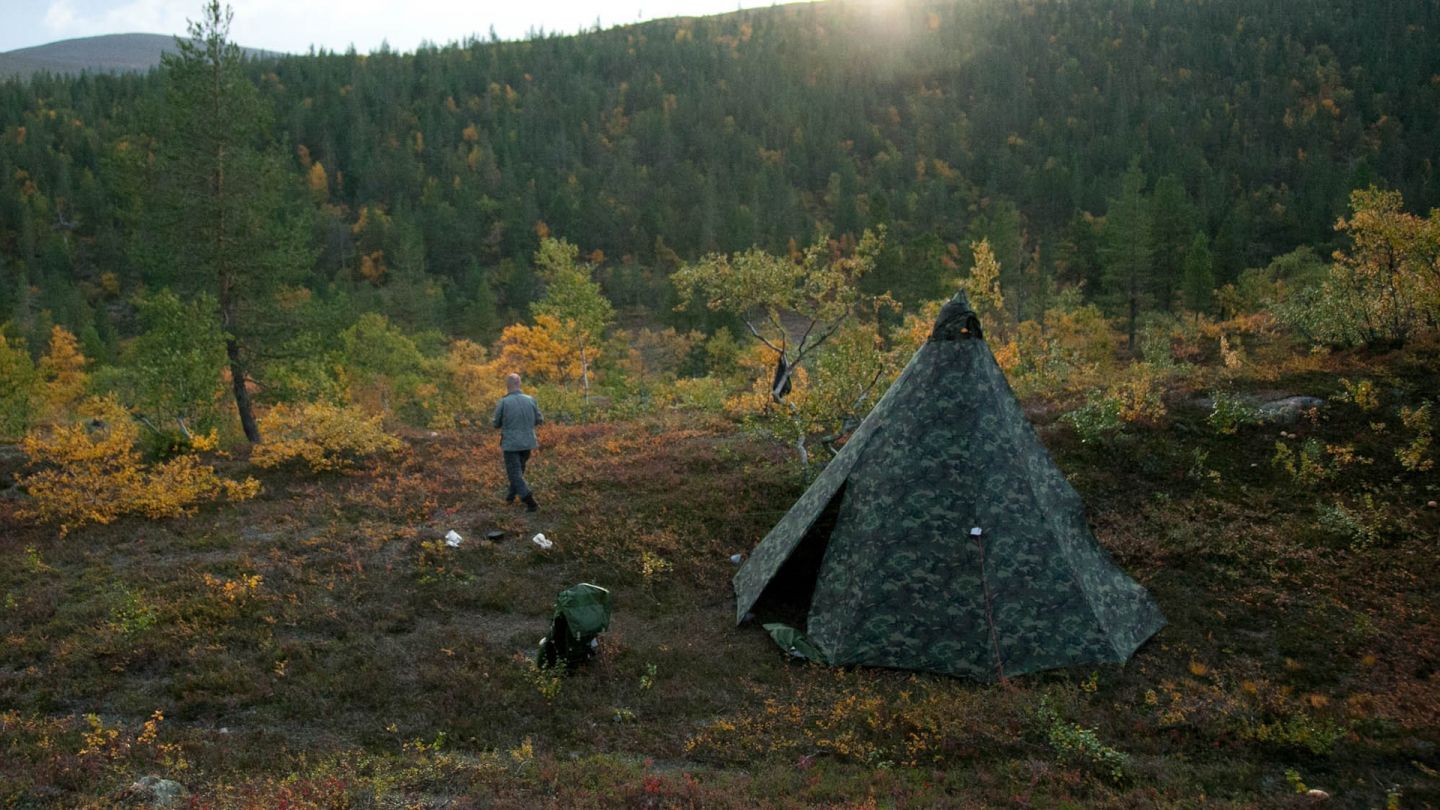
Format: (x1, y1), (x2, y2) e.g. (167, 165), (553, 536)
(492, 314), (585, 384)
(36, 325), (89, 422)
(17, 395), (259, 536)
(250, 402), (403, 472)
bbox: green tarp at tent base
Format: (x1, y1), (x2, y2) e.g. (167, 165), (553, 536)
(734, 292), (1164, 680)
(764, 623), (826, 662)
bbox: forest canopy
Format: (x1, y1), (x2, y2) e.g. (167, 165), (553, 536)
(0, 0), (1437, 451)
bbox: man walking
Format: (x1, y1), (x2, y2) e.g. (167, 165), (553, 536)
(493, 372), (543, 512)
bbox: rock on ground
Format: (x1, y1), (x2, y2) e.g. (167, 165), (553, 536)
(127, 776), (188, 808)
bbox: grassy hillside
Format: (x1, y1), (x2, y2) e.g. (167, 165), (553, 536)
(2, 333), (1437, 807)
(0, 33), (277, 79)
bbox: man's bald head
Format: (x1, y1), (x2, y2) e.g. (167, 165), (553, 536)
(506, 373), (522, 393)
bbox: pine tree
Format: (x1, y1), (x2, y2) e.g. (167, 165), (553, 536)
(147, 1), (310, 442)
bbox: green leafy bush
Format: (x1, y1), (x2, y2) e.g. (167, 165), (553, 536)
(1036, 697), (1131, 783)
(1207, 390), (1260, 435)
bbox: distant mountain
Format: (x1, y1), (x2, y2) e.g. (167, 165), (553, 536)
(0, 33), (278, 79)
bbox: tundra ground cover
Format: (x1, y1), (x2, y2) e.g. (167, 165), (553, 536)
(1, 347), (1438, 808)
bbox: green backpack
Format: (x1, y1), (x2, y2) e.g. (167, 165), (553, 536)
(536, 583), (613, 670)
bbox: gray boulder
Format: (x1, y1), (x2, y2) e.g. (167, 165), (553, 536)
(128, 776), (188, 808)
(1257, 395), (1325, 424)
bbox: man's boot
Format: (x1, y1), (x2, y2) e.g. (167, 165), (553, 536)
(523, 494), (539, 513)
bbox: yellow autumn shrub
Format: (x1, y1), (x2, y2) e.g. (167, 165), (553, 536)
(17, 395), (259, 535)
(426, 339), (507, 429)
(492, 314), (585, 384)
(36, 325), (90, 422)
(250, 402), (404, 472)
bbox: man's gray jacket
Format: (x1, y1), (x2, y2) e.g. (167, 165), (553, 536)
(492, 392), (543, 451)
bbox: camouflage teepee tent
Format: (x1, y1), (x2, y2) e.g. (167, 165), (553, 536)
(733, 292), (1164, 680)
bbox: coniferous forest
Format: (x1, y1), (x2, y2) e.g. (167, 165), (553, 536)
(3, 0), (1437, 353)
(3, 1), (1440, 806)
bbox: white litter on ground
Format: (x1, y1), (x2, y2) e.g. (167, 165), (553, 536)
(444, 530), (463, 547)
(532, 533), (553, 550)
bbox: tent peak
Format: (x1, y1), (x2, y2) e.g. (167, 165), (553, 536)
(930, 291), (985, 342)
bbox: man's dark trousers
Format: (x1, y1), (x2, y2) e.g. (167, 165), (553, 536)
(504, 449), (532, 500)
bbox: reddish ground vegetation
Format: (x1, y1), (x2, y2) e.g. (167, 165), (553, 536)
(1, 352), (1438, 807)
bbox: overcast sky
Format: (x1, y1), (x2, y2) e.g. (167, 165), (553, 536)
(0, 0), (795, 54)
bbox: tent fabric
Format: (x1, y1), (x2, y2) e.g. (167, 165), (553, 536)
(733, 292), (1164, 680)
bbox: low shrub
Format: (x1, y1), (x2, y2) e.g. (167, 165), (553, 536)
(1036, 696), (1132, 784)
(1207, 390), (1261, 435)
(660, 376), (732, 413)
(1396, 401), (1434, 472)
(17, 395), (258, 535)
(1063, 363), (1170, 444)
(251, 402), (404, 472)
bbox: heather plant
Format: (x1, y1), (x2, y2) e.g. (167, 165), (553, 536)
(1318, 495), (1386, 550)
(83, 708), (189, 776)
(250, 401), (403, 472)
(1, 710), (188, 802)
(1144, 666), (1351, 757)
(686, 669), (1009, 769)
(415, 538), (473, 586)
(105, 585), (159, 636)
(1240, 711), (1348, 756)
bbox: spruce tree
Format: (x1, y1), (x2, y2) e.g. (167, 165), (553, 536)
(1149, 174), (1194, 313)
(1101, 162), (1153, 352)
(1181, 232), (1215, 317)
